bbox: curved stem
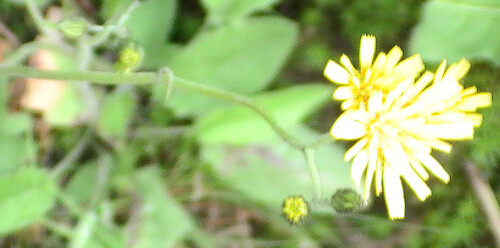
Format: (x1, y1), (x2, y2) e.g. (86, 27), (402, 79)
(51, 129), (92, 179)
(87, 0), (140, 47)
(173, 77), (304, 149)
(2, 41), (63, 66)
(304, 148), (321, 201)
(305, 132), (333, 150)
(25, 0), (53, 36)
(464, 161), (500, 247)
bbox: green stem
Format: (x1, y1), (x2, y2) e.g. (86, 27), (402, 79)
(174, 77), (304, 149)
(87, 0), (140, 47)
(25, 0), (53, 36)
(464, 161), (500, 247)
(305, 133), (333, 150)
(51, 130), (92, 179)
(304, 148), (321, 200)
(2, 41), (63, 66)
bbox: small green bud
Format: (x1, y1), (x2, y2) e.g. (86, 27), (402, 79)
(331, 188), (362, 213)
(114, 42), (143, 73)
(57, 17), (88, 39)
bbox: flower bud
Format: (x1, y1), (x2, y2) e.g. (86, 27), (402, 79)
(57, 17), (88, 39)
(331, 188), (362, 213)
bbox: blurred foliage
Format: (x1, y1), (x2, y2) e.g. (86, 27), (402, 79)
(0, 0), (499, 247)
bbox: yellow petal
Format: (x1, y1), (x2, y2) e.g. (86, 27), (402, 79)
(384, 143), (431, 201)
(444, 58), (470, 80)
(383, 165), (405, 220)
(345, 137), (368, 161)
(340, 54), (357, 75)
(384, 78), (412, 110)
(359, 35), (376, 70)
(375, 159), (383, 196)
(364, 134), (379, 201)
(465, 113), (483, 127)
(330, 112), (367, 140)
(368, 91), (383, 113)
(408, 155), (430, 180)
(393, 54), (424, 78)
(400, 135), (431, 155)
(371, 52), (387, 75)
(454, 92), (492, 111)
(333, 86), (354, 100)
(419, 137), (452, 153)
(394, 71), (433, 108)
(417, 77), (462, 107)
(341, 98), (354, 110)
(434, 60), (447, 84)
(422, 123), (474, 140)
(351, 149), (369, 189)
(460, 86), (477, 97)
(324, 60), (350, 85)
(384, 46), (403, 71)
(414, 153), (450, 183)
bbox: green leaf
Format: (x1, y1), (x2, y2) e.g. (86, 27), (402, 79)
(410, 0), (500, 65)
(45, 85), (84, 126)
(97, 89), (136, 139)
(164, 17), (299, 116)
(0, 78), (36, 173)
(0, 168), (57, 235)
(132, 168), (193, 248)
(196, 84), (331, 144)
(65, 162), (98, 207)
(202, 125), (355, 213)
(201, 0), (279, 24)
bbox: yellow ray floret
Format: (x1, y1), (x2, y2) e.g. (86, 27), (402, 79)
(330, 59), (491, 219)
(324, 35), (424, 110)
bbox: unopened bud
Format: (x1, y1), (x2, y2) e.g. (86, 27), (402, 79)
(331, 188), (362, 213)
(57, 17), (88, 39)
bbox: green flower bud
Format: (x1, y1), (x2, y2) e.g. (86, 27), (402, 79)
(331, 188), (362, 213)
(57, 17), (88, 39)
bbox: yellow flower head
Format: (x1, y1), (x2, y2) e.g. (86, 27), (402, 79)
(330, 58), (491, 219)
(324, 35), (424, 110)
(282, 196), (309, 224)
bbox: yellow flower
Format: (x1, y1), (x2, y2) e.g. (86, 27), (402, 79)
(324, 35), (424, 110)
(330, 59), (491, 219)
(282, 196), (309, 224)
